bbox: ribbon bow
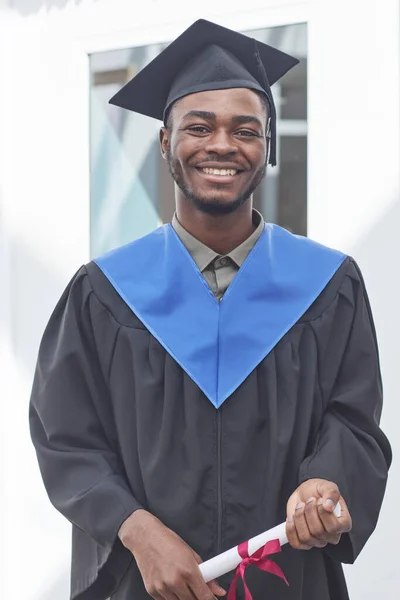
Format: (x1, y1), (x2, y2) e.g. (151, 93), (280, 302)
(227, 539), (289, 600)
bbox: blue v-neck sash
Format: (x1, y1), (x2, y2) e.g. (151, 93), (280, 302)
(94, 223), (346, 407)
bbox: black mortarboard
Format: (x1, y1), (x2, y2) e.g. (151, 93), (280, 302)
(109, 19), (299, 166)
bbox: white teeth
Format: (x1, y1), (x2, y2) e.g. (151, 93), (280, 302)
(202, 168), (237, 176)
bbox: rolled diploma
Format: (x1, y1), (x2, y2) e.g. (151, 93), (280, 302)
(199, 502), (341, 583)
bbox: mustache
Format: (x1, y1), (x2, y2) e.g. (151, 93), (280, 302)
(192, 155), (247, 170)
(165, 147), (267, 216)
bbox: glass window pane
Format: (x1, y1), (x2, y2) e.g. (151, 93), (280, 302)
(89, 23), (307, 257)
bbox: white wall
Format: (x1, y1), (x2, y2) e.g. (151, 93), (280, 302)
(0, 1), (398, 598)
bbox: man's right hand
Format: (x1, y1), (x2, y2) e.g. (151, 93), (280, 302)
(119, 509), (226, 600)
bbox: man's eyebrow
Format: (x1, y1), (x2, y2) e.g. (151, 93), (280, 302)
(182, 110), (216, 121)
(181, 111), (263, 129)
(232, 115), (263, 128)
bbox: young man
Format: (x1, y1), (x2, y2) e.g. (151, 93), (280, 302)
(30, 19), (391, 600)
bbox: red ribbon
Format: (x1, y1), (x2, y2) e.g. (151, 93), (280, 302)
(227, 539), (289, 600)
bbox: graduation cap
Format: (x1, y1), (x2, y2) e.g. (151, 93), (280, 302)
(109, 19), (299, 166)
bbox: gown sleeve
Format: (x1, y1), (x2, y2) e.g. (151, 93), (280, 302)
(298, 259), (392, 564)
(29, 267), (143, 548)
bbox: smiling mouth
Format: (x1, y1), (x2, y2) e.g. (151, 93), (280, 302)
(197, 167), (240, 177)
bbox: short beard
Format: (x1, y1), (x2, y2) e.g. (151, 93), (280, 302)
(166, 147), (266, 215)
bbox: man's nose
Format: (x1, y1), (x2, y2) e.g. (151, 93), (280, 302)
(204, 130), (238, 155)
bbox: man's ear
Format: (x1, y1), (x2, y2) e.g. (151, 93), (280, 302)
(159, 127), (169, 160)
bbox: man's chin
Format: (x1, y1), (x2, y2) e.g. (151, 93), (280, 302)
(187, 195), (247, 215)
(179, 187), (249, 215)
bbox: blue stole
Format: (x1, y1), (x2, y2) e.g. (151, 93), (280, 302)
(94, 224), (346, 408)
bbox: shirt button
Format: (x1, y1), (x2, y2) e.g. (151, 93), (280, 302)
(220, 257), (228, 267)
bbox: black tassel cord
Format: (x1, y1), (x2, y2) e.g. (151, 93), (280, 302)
(253, 40), (277, 166)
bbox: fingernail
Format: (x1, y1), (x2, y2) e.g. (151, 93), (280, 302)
(295, 502), (304, 510)
(306, 497), (315, 504)
(287, 516), (293, 524)
(325, 499), (335, 509)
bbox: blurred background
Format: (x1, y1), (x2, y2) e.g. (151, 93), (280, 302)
(0, 0), (398, 598)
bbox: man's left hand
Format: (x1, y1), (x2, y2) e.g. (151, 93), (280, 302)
(286, 478), (352, 550)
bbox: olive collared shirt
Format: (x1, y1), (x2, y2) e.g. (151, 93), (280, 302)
(172, 211), (265, 301)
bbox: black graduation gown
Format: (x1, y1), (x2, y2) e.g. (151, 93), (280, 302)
(29, 224), (391, 600)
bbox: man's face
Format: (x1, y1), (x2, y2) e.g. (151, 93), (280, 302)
(160, 88), (268, 215)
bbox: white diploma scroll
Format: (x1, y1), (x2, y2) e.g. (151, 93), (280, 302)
(199, 502), (342, 583)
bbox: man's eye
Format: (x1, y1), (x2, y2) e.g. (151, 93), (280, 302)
(236, 130), (260, 137)
(187, 126), (209, 134)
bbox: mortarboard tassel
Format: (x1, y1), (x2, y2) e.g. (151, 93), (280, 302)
(253, 40), (277, 166)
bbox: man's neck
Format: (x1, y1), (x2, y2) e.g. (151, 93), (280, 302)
(175, 200), (255, 256)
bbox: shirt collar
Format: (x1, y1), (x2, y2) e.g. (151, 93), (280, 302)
(228, 210), (264, 267)
(172, 210), (265, 273)
(172, 214), (218, 272)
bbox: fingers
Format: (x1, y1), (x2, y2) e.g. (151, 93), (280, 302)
(207, 580), (227, 597)
(147, 580), (193, 600)
(286, 479), (354, 552)
(148, 582), (190, 600)
(189, 573), (218, 600)
(192, 551), (203, 564)
(286, 493), (300, 522)
(190, 552), (226, 597)
(287, 495), (353, 551)
(156, 579), (212, 600)
(153, 592), (182, 600)
(316, 481), (341, 512)
(307, 497), (341, 545)
(146, 568), (213, 600)
(292, 501), (327, 549)
(318, 495), (352, 536)
(286, 514), (311, 550)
